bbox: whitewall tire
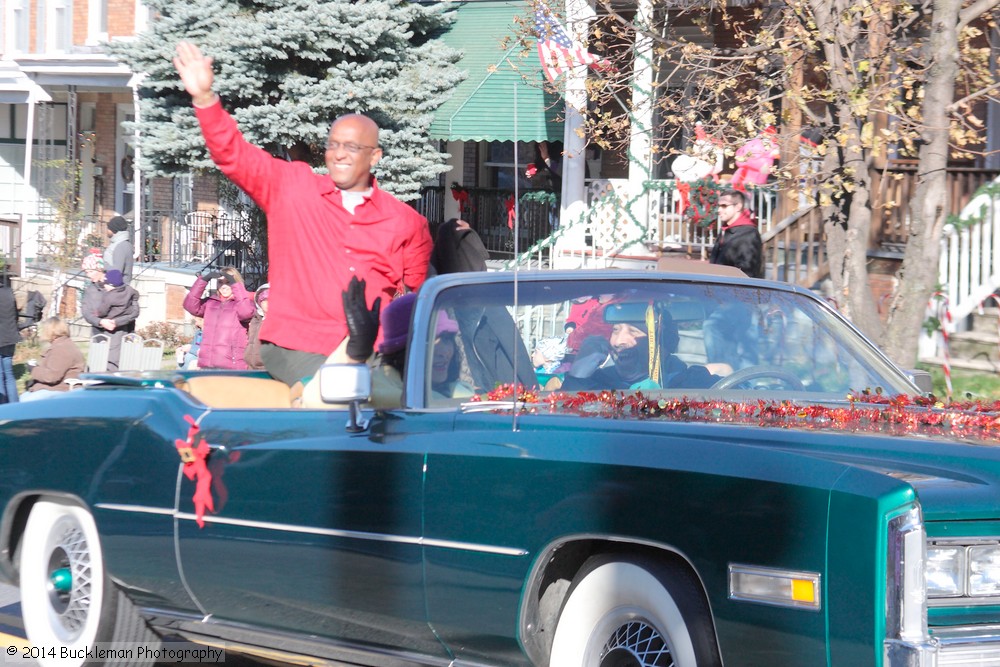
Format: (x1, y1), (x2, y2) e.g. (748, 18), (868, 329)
(18, 499), (158, 667)
(549, 556), (720, 667)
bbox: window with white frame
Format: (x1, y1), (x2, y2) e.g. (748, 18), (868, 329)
(41, 0), (74, 53)
(6, 0), (30, 54)
(87, 0), (108, 45)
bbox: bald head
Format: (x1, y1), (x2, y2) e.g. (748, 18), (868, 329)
(332, 114), (379, 146)
(325, 114), (382, 192)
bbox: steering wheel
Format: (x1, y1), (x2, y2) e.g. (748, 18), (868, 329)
(711, 365), (805, 391)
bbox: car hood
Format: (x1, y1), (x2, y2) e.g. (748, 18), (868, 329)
(526, 394), (1000, 521)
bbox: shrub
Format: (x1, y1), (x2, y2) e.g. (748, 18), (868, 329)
(137, 321), (186, 353)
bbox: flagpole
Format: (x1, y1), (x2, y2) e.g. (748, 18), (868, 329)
(512, 83), (521, 431)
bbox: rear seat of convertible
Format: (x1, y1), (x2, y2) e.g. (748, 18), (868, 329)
(179, 375), (297, 409)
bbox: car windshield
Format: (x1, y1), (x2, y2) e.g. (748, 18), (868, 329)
(422, 277), (915, 406)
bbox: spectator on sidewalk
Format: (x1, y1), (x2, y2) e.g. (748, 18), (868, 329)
(709, 189), (764, 279)
(245, 283), (269, 371)
(173, 42), (432, 386)
(96, 269), (140, 371)
(0, 274), (20, 403)
(183, 267), (255, 370)
(21, 317), (85, 401)
(104, 216), (134, 284)
(176, 318), (204, 370)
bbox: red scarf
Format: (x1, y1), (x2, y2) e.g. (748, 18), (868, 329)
(722, 209), (755, 232)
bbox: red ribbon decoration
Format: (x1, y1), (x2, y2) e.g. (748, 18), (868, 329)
(175, 414), (214, 528)
(451, 185), (470, 215)
(677, 181), (691, 214)
(505, 195), (516, 229)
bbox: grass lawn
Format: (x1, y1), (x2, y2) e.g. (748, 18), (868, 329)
(918, 363), (1000, 401)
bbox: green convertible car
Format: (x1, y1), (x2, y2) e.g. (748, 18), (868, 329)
(2, 269), (1000, 667)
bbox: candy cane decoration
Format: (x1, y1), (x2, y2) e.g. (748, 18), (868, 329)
(931, 292), (952, 401)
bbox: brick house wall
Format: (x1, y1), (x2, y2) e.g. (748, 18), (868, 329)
(193, 174), (219, 210)
(108, 0), (136, 39)
(94, 95), (123, 216)
(165, 284), (188, 321)
(28, 0), (38, 52)
(72, 1), (88, 46)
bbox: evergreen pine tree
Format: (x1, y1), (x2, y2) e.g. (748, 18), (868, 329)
(110, 0), (463, 200)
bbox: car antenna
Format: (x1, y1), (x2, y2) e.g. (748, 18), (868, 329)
(511, 84), (521, 432)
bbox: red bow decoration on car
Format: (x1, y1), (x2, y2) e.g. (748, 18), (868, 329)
(175, 414), (214, 528)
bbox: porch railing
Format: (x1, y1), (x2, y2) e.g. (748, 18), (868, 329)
(871, 164), (1000, 248)
(23, 210), (267, 286)
(497, 179), (779, 271)
(936, 178), (1000, 323)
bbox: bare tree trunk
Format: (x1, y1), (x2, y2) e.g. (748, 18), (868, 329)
(882, 0), (962, 365)
(812, 0), (884, 340)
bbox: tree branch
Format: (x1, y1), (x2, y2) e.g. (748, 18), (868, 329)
(958, 0), (1000, 31)
(948, 80), (1000, 111)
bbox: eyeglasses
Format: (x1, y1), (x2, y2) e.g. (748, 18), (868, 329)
(325, 141), (378, 155)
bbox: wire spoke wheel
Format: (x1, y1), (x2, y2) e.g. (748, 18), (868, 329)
(550, 556), (721, 667)
(45, 518), (94, 639)
(600, 619), (675, 667)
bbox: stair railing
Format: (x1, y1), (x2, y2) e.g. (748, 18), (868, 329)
(760, 205), (826, 287)
(937, 179), (1000, 324)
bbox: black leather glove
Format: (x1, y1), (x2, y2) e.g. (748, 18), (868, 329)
(200, 270), (223, 281)
(342, 276), (381, 362)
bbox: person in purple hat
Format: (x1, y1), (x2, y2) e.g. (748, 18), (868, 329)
(95, 268), (140, 371)
(430, 311), (473, 399)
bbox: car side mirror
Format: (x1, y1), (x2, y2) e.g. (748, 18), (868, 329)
(318, 364), (372, 432)
(904, 369), (933, 395)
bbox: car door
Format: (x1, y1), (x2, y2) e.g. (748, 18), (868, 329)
(175, 405), (453, 659)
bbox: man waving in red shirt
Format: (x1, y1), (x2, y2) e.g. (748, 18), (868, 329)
(173, 42), (432, 386)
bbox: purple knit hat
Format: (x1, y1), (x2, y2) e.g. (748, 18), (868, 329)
(378, 293), (417, 355)
(105, 269), (124, 287)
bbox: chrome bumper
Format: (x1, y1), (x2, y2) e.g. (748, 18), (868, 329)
(886, 625), (1000, 667)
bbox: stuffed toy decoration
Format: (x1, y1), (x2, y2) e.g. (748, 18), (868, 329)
(671, 123), (724, 183)
(672, 123), (725, 219)
(731, 126), (780, 191)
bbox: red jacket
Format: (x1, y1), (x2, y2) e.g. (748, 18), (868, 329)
(183, 277), (256, 370)
(194, 101), (433, 355)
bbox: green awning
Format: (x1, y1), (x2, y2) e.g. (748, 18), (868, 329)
(429, 0), (562, 142)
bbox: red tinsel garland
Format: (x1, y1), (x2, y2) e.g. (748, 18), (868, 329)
(471, 385), (1000, 443)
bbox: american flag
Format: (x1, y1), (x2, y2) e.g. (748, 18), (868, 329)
(534, 3), (608, 84)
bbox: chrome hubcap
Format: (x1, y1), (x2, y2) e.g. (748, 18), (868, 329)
(599, 620), (673, 667)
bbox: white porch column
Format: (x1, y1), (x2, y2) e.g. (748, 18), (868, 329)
(21, 93), (38, 275)
(559, 0), (596, 231)
(627, 0), (654, 228)
(130, 74), (143, 255)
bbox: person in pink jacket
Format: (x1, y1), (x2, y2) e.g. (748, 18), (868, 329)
(182, 266), (255, 370)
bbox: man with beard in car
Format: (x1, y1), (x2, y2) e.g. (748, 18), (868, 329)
(562, 303), (727, 391)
